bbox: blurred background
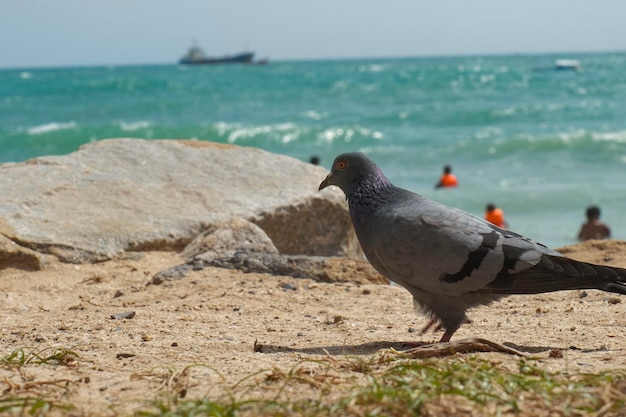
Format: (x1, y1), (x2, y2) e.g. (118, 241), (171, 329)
(1, 0), (625, 248)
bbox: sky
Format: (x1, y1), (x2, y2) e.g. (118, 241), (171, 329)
(1, 0), (625, 69)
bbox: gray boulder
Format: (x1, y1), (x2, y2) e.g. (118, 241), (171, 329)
(146, 217), (383, 286)
(0, 139), (359, 268)
(0, 233), (44, 271)
(149, 253), (387, 286)
(181, 217), (279, 261)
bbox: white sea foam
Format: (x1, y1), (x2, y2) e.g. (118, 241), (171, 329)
(331, 81), (348, 91)
(281, 133), (299, 144)
(119, 121), (150, 131)
(320, 128), (343, 143)
(319, 127), (383, 143)
(20, 72), (32, 80)
(592, 130), (626, 143)
(479, 74), (495, 83)
(303, 110), (326, 120)
(219, 122), (297, 144)
(27, 122), (77, 135)
(358, 64), (385, 73)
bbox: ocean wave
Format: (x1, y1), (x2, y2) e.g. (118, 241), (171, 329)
(319, 127), (384, 143)
(302, 110), (327, 120)
(453, 129), (626, 165)
(215, 122), (298, 144)
(211, 121), (385, 147)
(592, 130), (626, 143)
(358, 64), (386, 73)
(27, 122), (77, 135)
(119, 121), (151, 131)
(485, 130), (587, 152)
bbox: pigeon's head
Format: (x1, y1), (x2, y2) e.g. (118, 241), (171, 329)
(319, 152), (389, 194)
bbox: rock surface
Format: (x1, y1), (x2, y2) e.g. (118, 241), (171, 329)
(148, 217), (386, 285)
(0, 233), (44, 271)
(181, 217), (279, 261)
(0, 139), (359, 268)
(150, 253), (387, 286)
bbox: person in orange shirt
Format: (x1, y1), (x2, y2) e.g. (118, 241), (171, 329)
(485, 203), (508, 229)
(435, 165), (458, 189)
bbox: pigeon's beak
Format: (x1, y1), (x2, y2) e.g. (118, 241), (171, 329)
(319, 173), (333, 191)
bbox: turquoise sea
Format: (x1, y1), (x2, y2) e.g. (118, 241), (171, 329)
(2, 52), (626, 249)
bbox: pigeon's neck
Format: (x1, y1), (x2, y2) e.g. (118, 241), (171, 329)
(346, 172), (394, 224)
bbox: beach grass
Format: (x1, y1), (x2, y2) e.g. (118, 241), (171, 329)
(2, 347), (625, 416)
(1, 347), (79, 368)
(136, 355), (626, 417)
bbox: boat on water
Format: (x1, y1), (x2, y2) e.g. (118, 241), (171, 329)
(179, 43), (261, 65)
(553, 59), (581, 71)
(533, 59), (581, 72)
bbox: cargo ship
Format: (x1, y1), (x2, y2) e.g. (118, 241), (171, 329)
(179, 43), (255, 65)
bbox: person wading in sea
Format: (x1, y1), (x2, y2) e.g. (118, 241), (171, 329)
(578, 205), (611, 241)
(435, 165), (458, 189)
(484, 203), (508, 229)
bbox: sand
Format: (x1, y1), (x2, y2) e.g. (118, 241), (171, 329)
(1, 240), (624, 415)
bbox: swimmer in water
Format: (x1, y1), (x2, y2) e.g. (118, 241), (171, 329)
(484, 203), (508, 229)
(578, 205), (611, 241)
(435, 165), (458, 189)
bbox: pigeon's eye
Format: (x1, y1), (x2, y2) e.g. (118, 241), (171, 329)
(337, 161), (347, 170)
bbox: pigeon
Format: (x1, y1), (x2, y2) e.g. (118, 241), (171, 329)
(319, 152), (626, 342)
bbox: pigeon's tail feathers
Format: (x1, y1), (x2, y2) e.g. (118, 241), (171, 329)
(485, 254), (626, 295)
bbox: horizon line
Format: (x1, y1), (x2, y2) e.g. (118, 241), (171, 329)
(1, 48), (624, 71)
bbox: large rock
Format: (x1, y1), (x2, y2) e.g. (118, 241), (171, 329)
(150, 251), (387, 286)
(0, 139), (359, 267)
(146, 217), (384, 286)
(0, 233), (44, 271)
(181, 217), (279, 261)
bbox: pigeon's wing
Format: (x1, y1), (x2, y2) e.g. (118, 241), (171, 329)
(484, 249), (626, 295)
(362, 192), (562, 297)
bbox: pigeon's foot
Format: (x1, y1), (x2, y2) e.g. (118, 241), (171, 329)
(420, 319), (442, 335)
(421, 322), (453, 343)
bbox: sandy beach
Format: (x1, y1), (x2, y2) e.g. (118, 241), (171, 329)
(1, 239), (624, 415)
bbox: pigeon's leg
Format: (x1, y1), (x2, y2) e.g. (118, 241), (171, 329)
(420, 319), (442, 335)
(439, 330), (456, 343)
(435, 317), (471, 342)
